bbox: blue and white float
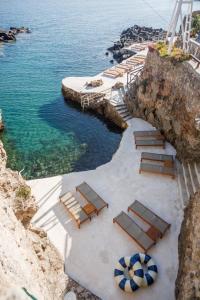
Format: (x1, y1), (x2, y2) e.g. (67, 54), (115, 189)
(114, 256), (144, 292)
(130, 253), (158, 287)
(114, 253), (158, 293)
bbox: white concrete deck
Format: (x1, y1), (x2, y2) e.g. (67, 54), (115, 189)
(29, 118), (183, 300)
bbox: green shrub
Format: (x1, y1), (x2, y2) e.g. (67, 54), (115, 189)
(16, 185), (31, 200)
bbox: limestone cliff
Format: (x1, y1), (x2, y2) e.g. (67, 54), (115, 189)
(125, 49), (200, 299)
(0, 141), (67, 300)
(175, 191), (200, 300)
(125, 48), (200, 161)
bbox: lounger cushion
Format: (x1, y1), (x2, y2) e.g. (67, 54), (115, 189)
(60, 191), (89, 223)
(114, 212), (154, 251)
(129, 200), (170, 235)
(140, 162), (174, 177)
(76, 182), (108, 211)
(136, 140), (164, 147)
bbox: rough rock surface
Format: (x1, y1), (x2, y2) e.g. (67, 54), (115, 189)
(125, 49), (200, 161)
(0, 140), (67, 300)
(125, 48), (200, 299)
(175, 191), (200, 300)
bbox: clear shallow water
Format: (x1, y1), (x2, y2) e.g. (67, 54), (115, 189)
(0, 0), (199, 179)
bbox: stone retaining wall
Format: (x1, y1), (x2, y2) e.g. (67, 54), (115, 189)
(62, 84), (127, 129)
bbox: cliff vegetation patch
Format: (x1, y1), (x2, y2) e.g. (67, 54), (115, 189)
(154, 42), (191, 63)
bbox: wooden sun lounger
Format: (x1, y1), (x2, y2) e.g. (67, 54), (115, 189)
(134, 130), (162, 137)
(113, 211), (155, 252)
(103, 71), (119, 78)
(128, 200), (170, 238)
(141, 152), (174, 167)
(139, 162), (175, 179)
(60, 192), (90, 228)
(76, 182), (108, 215)
(115, 67), (127, 75)
(135, 139), (165, 149)
(117, 64), (132, 71)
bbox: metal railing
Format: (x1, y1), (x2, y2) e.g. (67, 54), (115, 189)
(80, 87), (113, 110)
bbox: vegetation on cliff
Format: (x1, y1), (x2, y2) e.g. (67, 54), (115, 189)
(152, 41), (190, 63)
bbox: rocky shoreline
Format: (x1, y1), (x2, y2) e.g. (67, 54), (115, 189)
(0, 26), (31, 42)
(107, 25), (166, 63)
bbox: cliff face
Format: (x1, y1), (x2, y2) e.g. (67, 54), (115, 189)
(0, 141), (67, 300)
(125, 50), (200, 299)
(125, 49), (200, 161)
(175, 191), (200, 300)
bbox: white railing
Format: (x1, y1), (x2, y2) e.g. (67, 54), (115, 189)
(189, 39), (200, 63)
(80, 87), (113, 110)
(127, 65), (144, 88)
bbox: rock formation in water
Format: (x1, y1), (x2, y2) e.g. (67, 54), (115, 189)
(0, 27), (31, 42)
(0, 140), (67, 300)
(107, 25), (166, 63)
(125, 47), (200, 161)
(125, 46), (200, 299)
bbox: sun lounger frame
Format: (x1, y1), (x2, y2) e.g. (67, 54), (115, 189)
(128, 200), (171, 237)
(60, 193), (91, 229)
(135, 139), (165, 149)
(139, 162), (175, 179)
(76, 182), (108, 215)
(113, 211), (155, 252)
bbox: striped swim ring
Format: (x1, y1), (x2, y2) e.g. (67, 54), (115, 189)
(114, 256), (144, 292)
(129, 253), (158, 287)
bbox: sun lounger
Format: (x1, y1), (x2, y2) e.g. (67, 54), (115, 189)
(134, 130), (162, 138)
(60, 192), (90, 228)
(115, 67), (127, 75)
(135, 139), (165, 149)
(117, 64), (132, 71)
(76, 182), (108, 215)
(141, 152), (174, 167)
(103, 71), (119, 78)
(139, 162), (175, 179)
(113, 211), (155, 252)
(128, 200), (171, 237)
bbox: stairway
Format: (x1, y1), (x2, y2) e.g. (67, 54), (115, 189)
(176, 160), (200, 208)
(109, 86), (132, 122)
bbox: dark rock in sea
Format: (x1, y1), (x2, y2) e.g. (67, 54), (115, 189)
(109, 59), (114, 64)
(107, 24), (166, 63)
(105, 52), (109, 56)
(0, 30), (16, 42)
(0, 26), (31, 43)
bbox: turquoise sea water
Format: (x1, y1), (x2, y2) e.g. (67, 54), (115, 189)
(0, 0), (199, 179)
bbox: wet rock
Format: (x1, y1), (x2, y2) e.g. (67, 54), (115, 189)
(107, 24), (166, 63)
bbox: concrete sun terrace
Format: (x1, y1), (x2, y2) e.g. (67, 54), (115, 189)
(29, 118), (183, 300)
(62, 49), (148, 96)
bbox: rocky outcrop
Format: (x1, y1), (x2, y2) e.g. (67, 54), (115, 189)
(0, 141), (67, 299)
(175, 190), (200, 300)
(0, 27), (31, 42)
(125, 48), (200, 161)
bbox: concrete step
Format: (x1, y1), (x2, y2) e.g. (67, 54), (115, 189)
(124, 115), (133, 121)
(115, 107), (128, 113)
(188, 162), (200, 193)
(118, 111), (130, 118)
(177, 161), (200, 208)
(176, 160), (189, 207)
(182, 163), (194, 198)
